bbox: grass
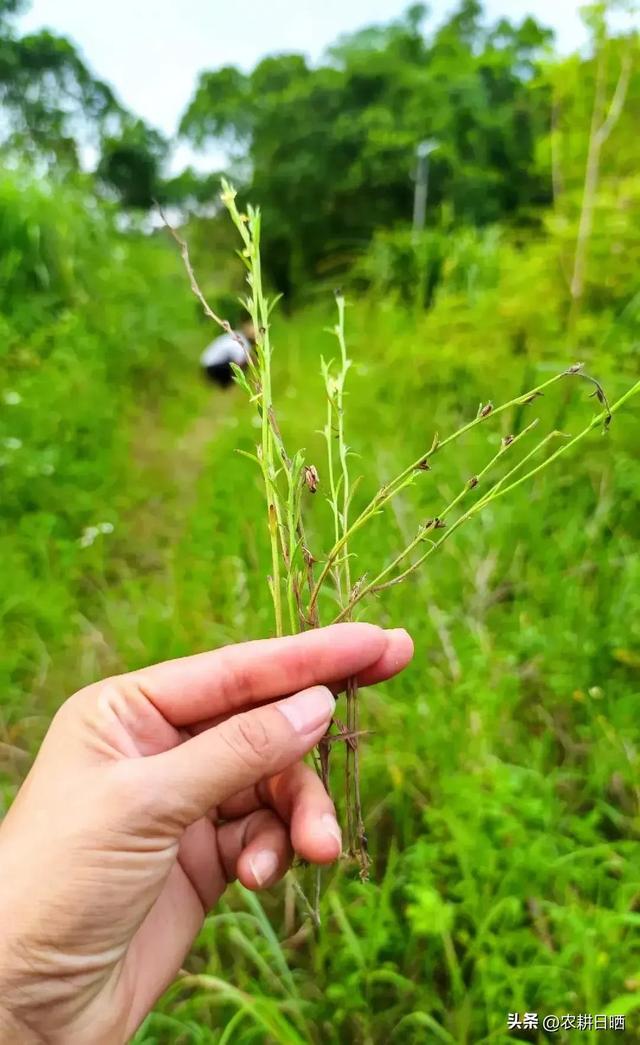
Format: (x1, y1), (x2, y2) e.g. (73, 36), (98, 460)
(131, 301), (640, 1043)
(181, 186), (637, 896)
(2, 178), (640, 1041)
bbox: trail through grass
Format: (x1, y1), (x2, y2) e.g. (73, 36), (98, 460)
(3, 294), (640, 1044)
(129, 304), (640, 1045)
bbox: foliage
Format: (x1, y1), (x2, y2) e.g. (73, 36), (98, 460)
(1, 2), (640, 1042)
(124, 293), (638, 1043)
(0, 172), (194, 738)
(0, 20), (117, 167)
(180, 2), (554, 292)
(0, 2), (169, 206)
(97, 119), (169, 209)
(2, 162), (640, 1040)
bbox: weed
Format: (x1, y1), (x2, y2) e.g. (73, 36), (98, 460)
(165, 183), (640, 912)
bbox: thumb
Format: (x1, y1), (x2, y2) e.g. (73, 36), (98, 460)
(142, 686), (336, 825)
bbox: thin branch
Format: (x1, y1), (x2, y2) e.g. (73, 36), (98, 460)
(333, 420), (542, 622)
(156, 201), (232, 333)
(309, 365), (596, 619)
(332, 379), (640, 622)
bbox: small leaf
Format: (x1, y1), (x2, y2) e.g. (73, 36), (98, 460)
(229, 363), (251, 394)
(235, 448), (260, 466)
(267, 293), (283, 315)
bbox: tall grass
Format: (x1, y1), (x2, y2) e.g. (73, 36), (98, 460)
(138, 298), (640, 1043)
(165, 182), (639, 901)
(3, 174), (640, 1042)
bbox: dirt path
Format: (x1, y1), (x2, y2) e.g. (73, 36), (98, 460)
(32, 382), (238, 710)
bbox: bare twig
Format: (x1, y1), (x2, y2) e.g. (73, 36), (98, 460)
(156, 201), (233, 334)
(169, 178), (638, 923)
(308, 366), (592, 619)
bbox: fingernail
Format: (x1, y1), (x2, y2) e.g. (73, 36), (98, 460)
(248, 849), (279, 887)
(386, 627), (411, 642)
(277, 686), (335, 735)
(321, 813), (342, 851)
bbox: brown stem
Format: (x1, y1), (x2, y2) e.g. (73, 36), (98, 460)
(346, 676), (370, 880)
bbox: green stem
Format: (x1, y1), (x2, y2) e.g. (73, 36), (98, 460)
(335, 294), (352, 596)
(222, 187), (285, 636)
(332, 382), (639, 621)
(478, 378), (639, 506)
(324, 393), (343, 602)
(309, 369), (575, 617)
(363, 421), (539, 597)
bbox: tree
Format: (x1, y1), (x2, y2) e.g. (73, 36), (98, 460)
(97, 120), (168, 210)
(0, 1), (169, 209)
(0, 23), (118, 167)
(179, 2), (554, 294)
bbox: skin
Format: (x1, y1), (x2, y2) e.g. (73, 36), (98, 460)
(0, 622), (413, 1044)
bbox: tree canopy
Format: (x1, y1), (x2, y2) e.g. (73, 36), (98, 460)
(1, 0), (637, 295)
(0, 0), (167, 205)
(180, 2), (555, 291)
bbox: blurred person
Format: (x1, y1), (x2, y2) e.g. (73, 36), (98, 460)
(200, 319), (255, 388)
(0, 623), (413, 1043)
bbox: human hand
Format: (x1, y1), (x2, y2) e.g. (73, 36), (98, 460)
(0, 623), (413, 1043)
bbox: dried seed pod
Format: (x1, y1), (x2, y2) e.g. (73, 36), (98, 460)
(417, 457), (431, 472)
(468, 476), (479, 489)
(480, 402), (494, 418)
(523, 391), (544, 404)
(304, 465), (320, 493)
(566, 362), (585, 375)
(502, 434), (515, 448)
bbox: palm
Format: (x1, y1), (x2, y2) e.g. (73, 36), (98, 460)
(92, 696), (297, 1033)
(0, 624), (413, 1044)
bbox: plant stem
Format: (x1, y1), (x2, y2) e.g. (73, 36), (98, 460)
(334, 294), (353, 596)
(353, 421), (540, 601)
(308, 368), (580, 619)
(478, 379), (639, 505)
(333, 382), (639, 619)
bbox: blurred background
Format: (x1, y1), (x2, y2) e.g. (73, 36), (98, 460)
(1, 1), (640, 1041)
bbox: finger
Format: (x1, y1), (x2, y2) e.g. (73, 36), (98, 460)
(142, 685), (336, 824)
(269, 763), (342, 863)
(334, 627), (414, 691)
(121, 623), (389, 727)
(177, 816), (226, 912)
(219, 762), (342, 864)
(186, 628), (414, 737)
(217, 809), (292, 891)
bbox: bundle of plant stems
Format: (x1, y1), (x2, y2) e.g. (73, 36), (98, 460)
(163, 182), (640, 913)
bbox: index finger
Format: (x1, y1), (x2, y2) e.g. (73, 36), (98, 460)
(126, 623), (409, 727)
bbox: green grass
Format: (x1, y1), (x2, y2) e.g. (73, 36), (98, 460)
(124, 304), (640, 1045)
(2, 177), (640, 1043)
